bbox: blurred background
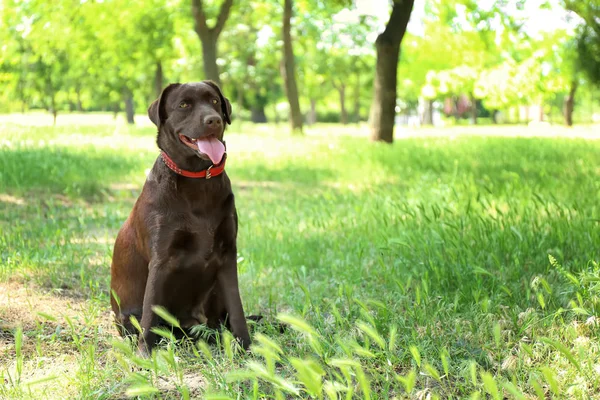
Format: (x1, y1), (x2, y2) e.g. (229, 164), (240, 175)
(2, 2), (600, 397)
(1, 0), (598, 135)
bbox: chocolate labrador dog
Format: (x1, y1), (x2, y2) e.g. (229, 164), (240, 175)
(110, 81), (251, 354)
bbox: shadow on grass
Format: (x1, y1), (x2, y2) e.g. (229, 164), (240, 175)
(369, 136), (597, 194)
(0, 147), (148, 199)
(0, 145), (338, 200)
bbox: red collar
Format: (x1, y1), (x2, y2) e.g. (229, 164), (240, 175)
(160, 151), (226, 179)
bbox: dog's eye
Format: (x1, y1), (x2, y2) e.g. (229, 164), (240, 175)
(179, 102), (190, 109)
(212, 98), (219, 104)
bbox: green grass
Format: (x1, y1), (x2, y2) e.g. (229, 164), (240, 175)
(1, 120), (599, 399)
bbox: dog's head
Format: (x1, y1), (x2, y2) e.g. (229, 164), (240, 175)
(148, 81), (232, 165)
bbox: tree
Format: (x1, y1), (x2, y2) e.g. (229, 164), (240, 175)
(563, 0), (600, 86)
(282, 0), (303, 133)
(369, 0), (414, 143)
(191, 0), (234, 85)
(219, 1), (282, 123)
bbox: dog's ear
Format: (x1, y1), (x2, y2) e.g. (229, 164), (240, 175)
(148, 83), (181, 128)
(204, 80), (232, 125)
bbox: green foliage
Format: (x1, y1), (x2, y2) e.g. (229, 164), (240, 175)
(563, 0), (600, 85)
(1, 122), (600, 397)
(1, 0), (598, 124)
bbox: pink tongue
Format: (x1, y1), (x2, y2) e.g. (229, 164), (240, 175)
(196, 137), (225, 164)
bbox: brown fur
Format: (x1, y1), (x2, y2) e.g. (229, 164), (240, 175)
(110, 81), (250, 353)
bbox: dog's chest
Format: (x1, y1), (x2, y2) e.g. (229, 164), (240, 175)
(172, 215), (222, 263)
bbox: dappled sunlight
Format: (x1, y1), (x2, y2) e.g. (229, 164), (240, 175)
(0, 193), (26, 206)
(1, 0), (599, 394)
(1, 123), (599, 398)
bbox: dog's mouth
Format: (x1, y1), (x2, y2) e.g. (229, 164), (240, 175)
(179, 134), (225, 164)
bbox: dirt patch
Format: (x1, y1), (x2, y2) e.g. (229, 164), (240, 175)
(0, 282), (115, 359)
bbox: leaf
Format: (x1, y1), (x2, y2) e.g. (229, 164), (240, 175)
(152, 305), (181, 328)
(350, 342), (376, 358)
(493, 323), (501, 347)
(290, 357), (324, 397)
(469, 362), (478, 386)
(472, 266), (494, 277)
(222, 331), (234, 361)
(129, 315), (143, 334)
(539, 337), (582, 372)
(355, 366), (371, 400)
(440, 349), (450, 375)
(125, 383), (159, 397)
(254, 333), (283, 355)
(197, 340), (213, 361)
(36, 312), (57, 321)
(540, 366), (559, 395)
(356, 321), (385, 349)
(388, 325), (397, 352)
(328, 358), (361, 369)
(531, 378), (545, 399)
(480, 371), (500, 400)
(396, 370), (416, 393)
(536, 293), (546, 309)
(502, 381), (526, 400)
(424, 363), (442, 382)
(409, 345), (421, 367)
(510, 226), (523, 241)
(111, 339), (134, 355)
(24, 374), (58, 387)
(150, 327), (176, 341)
(205, 394), (235, 400)
(276, 313), (317, 336)
(245, 361), (300, 395)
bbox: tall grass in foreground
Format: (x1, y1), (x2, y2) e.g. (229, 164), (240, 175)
(0, 123), (599, 398)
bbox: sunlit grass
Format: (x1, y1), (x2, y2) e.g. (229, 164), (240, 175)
(1, 120), (599, 398)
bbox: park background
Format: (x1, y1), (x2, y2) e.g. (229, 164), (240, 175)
(1, 0), (599, 399)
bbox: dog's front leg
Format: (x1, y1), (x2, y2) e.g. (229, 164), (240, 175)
(218, 254), (251, 349)
(138, 262), (169, 355)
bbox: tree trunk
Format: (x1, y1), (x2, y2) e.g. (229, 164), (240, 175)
(422, 99), (433, 125)
(273, 103), (280, 125)
(308, 98), (317, 125)
(155, 61), (164, 98)
(563, 80), (578, 126)
(338, 83), (347, 124)
(46, 73), (57, 126)
(124, 89), (135, 125)
(470, 94), (477, 125)
(454, 97), (460, 122)
(251, 105), (267, 123)
(113, 103), (119, 120)
(200, 35), (220, 84)
(191, 0), (234, 86)
(282, 0), (303, 133)
(76, 86), (83, 111)
(491, 110), (498, 124)
(237, 83), (244, 112)
(50, 93), (57, 125)
(354, 74), (360, 124)
(369, 0), (414, 143)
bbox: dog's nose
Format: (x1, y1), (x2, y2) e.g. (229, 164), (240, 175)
(204, 116), (222, 127)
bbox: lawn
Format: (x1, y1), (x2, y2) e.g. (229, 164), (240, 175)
(1, 117), (599, 399)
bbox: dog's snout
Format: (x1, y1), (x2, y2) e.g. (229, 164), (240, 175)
(204, 116), (222, 127)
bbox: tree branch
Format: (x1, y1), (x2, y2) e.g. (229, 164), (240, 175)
(380, 0), (415, 44)
(191, 0), (209, 37)
(214, 0), (234, 38)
